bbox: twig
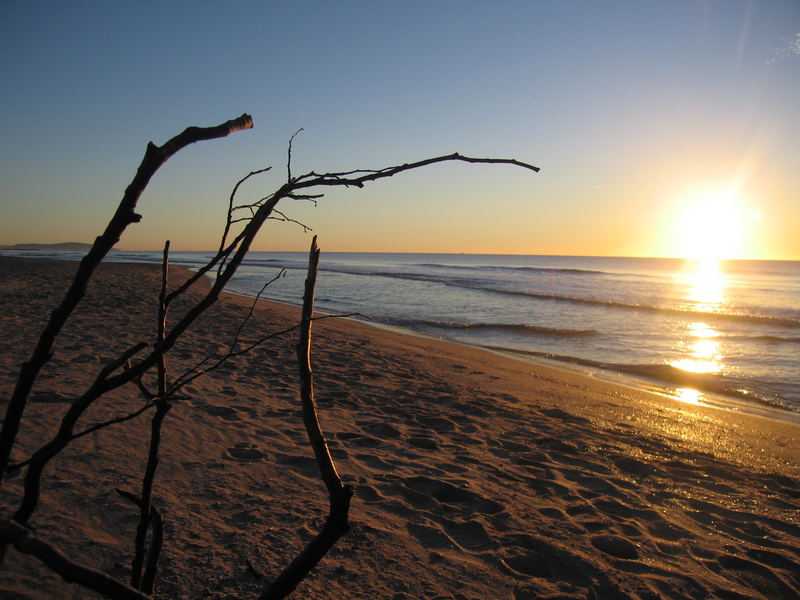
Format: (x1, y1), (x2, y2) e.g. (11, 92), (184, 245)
(287, 128), (303, 182)
(219, 166), (272, 254)
(6, 401), (158, 475)
(167, 312), (362, 397)
(167, 269), (286, 393)
(268, 209), (313, 233)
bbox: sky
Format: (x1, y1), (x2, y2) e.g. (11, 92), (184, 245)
(1, 1), (798, 259)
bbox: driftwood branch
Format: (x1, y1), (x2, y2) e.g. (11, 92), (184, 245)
(0, 519), (151, 600)
(292, 152), (539, 190)
(11, 342), (149, 525)
(262, 236), (353, 599)
(0, 113), (254, 482)
(131, 241), (172, 592)
(1, 112), (538, 598)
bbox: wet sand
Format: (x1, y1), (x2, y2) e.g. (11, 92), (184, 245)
(1, 257), (798, 599)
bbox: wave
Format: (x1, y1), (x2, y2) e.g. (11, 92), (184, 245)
(277, 265), (799, 328)
(484, 347), (797, 413)
(726, 334), (800, 345)
(458, 286), (800, 328)
(407, 262), (608, 275)
(395, 319), (598, 338)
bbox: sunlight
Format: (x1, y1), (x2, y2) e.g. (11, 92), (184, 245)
(674, 387), (703, 405)
(672, 187), (756, 260)
(671, 319), (723, 374)
(671, 260), (726, 375)
(683, 257), (725, 312)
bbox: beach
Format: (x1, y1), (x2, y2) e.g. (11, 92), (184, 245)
(1, 257), (798, 599)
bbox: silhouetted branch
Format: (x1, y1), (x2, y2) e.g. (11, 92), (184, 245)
(0, 113), (253, 483)
(220, 167), (272, 254)
(129, 360), (156, 401)
(6, 401), (158, 476)
(131, 241), (171, 591)
(268, 209), (313, 233)
(287, 128), (303, 182)
(0, 520), (151, 600)
(287, 193), (323, 204)
(292, 152), (539, 190)
(141, 506), (163, 595)
(11, 342), (149, 525)
(262, 236), (352, 599)
(167, 269), (286, 393)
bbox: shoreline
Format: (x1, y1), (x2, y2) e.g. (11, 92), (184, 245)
(1, 256), (799, 599)
(222, 282), (800, 427)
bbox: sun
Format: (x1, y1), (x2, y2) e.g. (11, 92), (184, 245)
(672, 187), (758, 261)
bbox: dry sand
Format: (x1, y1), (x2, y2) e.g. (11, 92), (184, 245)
(0, 257), (798, 600)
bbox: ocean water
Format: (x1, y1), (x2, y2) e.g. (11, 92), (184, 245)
(6, 249), (800, 419)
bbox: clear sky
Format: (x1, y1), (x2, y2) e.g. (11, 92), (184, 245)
(1, 1), (798, 259)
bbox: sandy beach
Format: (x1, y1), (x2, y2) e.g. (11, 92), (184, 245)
(1, 256), (798, 600)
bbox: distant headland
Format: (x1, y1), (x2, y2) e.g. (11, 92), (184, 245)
(0, 242), (92, 251)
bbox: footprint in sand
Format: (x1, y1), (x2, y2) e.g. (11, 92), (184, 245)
(441, 518), (497, 551)
(408, 436), (438, 450)
(402, 476), (504, 515)
(199, 404), (241, 421)
(225, 443), (266, 461)
(590, 534), (639, 560)
(416, 415), (457, 433)
(499, 549), (551, 578)
(357, 420), (401, 439)
(716, 554), (799, 599)
(406, 522), (458, 551)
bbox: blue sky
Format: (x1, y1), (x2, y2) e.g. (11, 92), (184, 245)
(1, 1), (798, 258)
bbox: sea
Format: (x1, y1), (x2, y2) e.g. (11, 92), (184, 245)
(6, 248), (799, 422)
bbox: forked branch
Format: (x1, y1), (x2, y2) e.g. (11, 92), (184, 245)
(261, 236), (353, 599)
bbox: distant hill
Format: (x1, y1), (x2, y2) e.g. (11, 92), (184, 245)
(0, 242), (92, 251)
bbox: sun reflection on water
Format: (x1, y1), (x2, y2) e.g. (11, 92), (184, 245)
(671, 259), (726, 375)
(682, 257), (725, 312)
(675, 387), (703, 405)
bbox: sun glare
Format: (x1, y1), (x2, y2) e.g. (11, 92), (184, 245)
(673, 187), (757, 261)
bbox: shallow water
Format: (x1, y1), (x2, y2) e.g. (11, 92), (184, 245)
(7, 248), (799, 416)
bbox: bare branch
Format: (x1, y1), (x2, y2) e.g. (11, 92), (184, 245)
(0, 113), (253, 481)
(268, 209), (313, 233)
(131, 241), (171, 592)
(287, 193), (323, 206)
(293, 152), (539, 191)
(229, 270), (287, 352)
(6, 401), (158, 476)
(219, 166), (272, 254)
(141, 506), (164, 595)
(262, 236), (352, 599)
(11, 342), (149, 524)
(168, 269), (286, 394)
(0, 519), (151, 600)
(287, 128), (304, 182)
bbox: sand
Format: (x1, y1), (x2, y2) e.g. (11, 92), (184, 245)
(0, 256), (798, 600)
